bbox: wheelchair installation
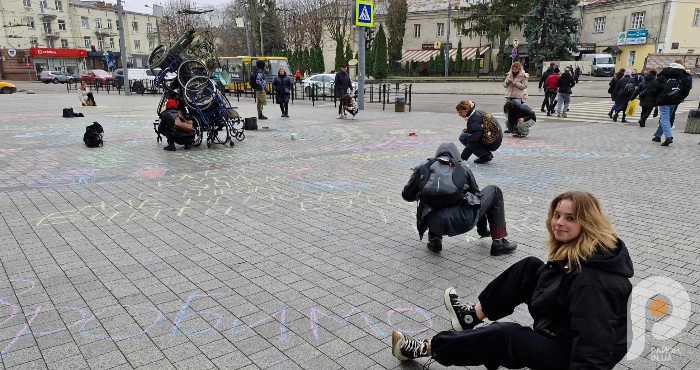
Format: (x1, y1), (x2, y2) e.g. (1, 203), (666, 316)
(149, 27), (244, 148)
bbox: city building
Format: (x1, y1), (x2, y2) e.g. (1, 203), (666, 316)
(0, 0), (160, 80)
(573, 0), (699, 73)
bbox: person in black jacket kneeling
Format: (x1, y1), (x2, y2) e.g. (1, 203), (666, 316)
(158, 99), (194, 151)
(503, 101), (536, 138)
(457, 101), (502, 164)
(391, 190), (634, 370)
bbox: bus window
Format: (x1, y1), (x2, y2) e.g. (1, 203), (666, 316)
(269, 59), (290, 76)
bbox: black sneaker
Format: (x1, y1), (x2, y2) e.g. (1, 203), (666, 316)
(490, 238), (517, 256)
(661, 137), (673, 146)
(258, 114), (268, 120)
(163, 144), (176, 151)
(443, 287), (482, 331)
(427, 237), (442, 252)
(391, 330), (429, 361)
(184, 144), (192, 150)
(652, 136), (661, 142)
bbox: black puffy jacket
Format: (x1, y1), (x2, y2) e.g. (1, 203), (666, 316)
(649, 65), (692, 106)
(530, 240), (634, 369)
(556, 72), (576, 94)
(630, 74), (658, 108)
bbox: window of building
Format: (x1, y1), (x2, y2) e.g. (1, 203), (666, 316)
(437, 23), (444, 37)
(26, 17), (35, 29)
(107, 19), (112, 29)
(414, 24), (421, 38)
(84, 36), (91, 48)
(39, 0), (47, 9)
(147, 23), (153, 33)
(97, 38), (104, 49)
(47, 39), (55, 48)
(109, 38), (115, 49)
(134, 39), (141, 50)
(631, 12), (645, 29)
(594, 17), (605, 33)
(149, 40), (155, 50)
(95, 18), (102, 29)
(43, 21), (51, 33)
(55, 0), (62, 10)
(82, 17), (89, 28)
(627, 51), (636, 66)
(58, 20), (65, 30)
(456, 26), (463, 36)
(132, 21), (138, 32)
(693, 9), (700, 26)
(23, 0), (31, 7)
(61, 39), (68, 48)
(30, 37), (39, 47)
(671, 42), (679, 49)
(116, 20), (120, 29)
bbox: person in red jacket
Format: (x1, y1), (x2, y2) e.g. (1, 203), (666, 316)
(294, 69), (302, 84)
(544, 67), (561, 116)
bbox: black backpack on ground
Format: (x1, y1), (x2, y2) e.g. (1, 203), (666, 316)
(83, 122), (104, 148)
(63, 107), (74, 118)
(416, 155), (467, 208)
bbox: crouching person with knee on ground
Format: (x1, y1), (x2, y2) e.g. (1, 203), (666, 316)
(457, 101), (502, 164)
(402, 142), (516, 255)
(392, 191), (634, 370)
(78, 81), (96, 106)
(158, 99), (194, 151)
(503, 101), (536, 138)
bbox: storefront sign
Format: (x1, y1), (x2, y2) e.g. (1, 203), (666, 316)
(577, 43), (596, 53)
(421, 43), (452, 50)
(7, 48), (17, 57)
(617, 32), (627, 46)
(625, 30), (648, 45)
(30, 47), (87, 58)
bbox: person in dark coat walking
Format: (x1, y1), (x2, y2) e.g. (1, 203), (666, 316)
(544, 67), (561, 115)
(630, 68), (658, 127)
(272, 67), (293, 118)
(456, 100), (502, 164)
(607, 69), (625, 118)
(503, 101), (536, 137)
(334, 64), (352, 118)
(647, 60), (693, 146)
(402, 142), (517, 255)
(555, 67), (576, 117)
(538, 62), (556, 112)
(613, 70), (635, 122)
(574, 66), (582, 83)
(391, 191), (633, 370)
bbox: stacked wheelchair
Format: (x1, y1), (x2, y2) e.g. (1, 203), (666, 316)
(148, 28), (244, 148)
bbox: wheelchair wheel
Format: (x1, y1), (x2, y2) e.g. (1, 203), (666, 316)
(184, 76), (216, 109)
(191, 115), (204, 147)
(208, 119), (230, 145)
(148, 45), (168, 69)
(177, 60), (209, 90)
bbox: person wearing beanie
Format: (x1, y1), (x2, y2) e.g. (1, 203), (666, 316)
(157, 98), (194, 151)
(251, 60), (268, 120)
(612, 70), (634, 122)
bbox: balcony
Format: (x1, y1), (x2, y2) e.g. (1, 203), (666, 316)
(146, 32), (157, 39)
(39, 7), (57, 19)
(95, 29), (116, 37)
(43, 30), (60, 39)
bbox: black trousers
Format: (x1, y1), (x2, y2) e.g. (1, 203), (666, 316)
(431, 257), (570, 370)
(670, 104), (678, 125)
(86, 92), (96, 106)
(477, 185), (507, 239)
(545, 89), (557, 112)
(279, 102), (288, 115)
(639, 105), (653, 123)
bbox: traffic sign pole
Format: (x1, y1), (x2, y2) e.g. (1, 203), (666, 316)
(355, 0), (373, 111)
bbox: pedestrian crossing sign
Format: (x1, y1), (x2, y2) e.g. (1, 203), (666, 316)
(355, 0), (374, 27)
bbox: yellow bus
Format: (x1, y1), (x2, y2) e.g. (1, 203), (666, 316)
(219, 56), (290, 92)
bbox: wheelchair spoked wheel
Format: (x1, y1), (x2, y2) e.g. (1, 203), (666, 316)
(184, 76), (216, 110)
(148, 45), (168, 69)
(207, 119), (231, 147)
(177, 60), (209, 90)
(191, 115), (204, 147)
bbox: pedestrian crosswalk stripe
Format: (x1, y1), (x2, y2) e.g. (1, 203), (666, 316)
(536, 101), (696, 123)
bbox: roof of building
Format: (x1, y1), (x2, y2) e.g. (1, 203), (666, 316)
(69, 0), (153, 16)
(376, 0), (477, 15)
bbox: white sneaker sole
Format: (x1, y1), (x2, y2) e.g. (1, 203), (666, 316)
(391, 330), (409, 361)
(443, 287), (464, 331)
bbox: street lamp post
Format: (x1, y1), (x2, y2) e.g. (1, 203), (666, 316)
(117, 0), (130, 95)
(259, 13), (264, 56)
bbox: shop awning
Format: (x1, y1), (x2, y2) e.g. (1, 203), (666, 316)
(601, 46), (622, 54)
(400, 46), (491, 63)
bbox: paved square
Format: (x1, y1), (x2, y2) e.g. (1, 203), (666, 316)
(0, 83), (699, 369)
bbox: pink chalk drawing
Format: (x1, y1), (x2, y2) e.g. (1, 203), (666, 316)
(128, 166), (167, 179)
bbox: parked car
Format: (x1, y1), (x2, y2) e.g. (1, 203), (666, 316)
(112, 68), (157, 93)
(0, 80), (17, 94)
(39, 71), (74, 84)
(80, 69), (113, 85)
(301, 73), (357, 96)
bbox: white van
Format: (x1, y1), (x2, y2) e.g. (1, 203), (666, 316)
(581, 54), (615, 77)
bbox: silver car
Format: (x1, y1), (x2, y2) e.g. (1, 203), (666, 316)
(39, 71), (74, 84)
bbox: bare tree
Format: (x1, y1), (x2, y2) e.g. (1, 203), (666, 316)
(160, 0), (209, 46)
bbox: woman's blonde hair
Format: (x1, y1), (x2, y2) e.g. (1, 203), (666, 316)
(546, 191), (618, 272)
(511, 62), (522, 70)
(278, 67), (286, 74)
(456, 100), (474, 112)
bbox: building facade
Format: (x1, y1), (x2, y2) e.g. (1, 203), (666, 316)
(573, 0), (700, 73)
(0, 0), (160, 80)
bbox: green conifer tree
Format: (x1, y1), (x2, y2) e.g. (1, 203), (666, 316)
(372, 24), (388, 79)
